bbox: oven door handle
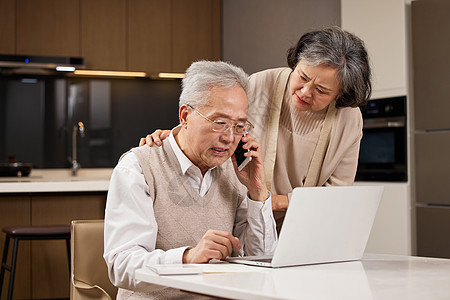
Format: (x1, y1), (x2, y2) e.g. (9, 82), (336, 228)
(363, 117), (405, 129)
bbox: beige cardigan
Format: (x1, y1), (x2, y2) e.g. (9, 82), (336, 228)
(247, 67), (363, 197)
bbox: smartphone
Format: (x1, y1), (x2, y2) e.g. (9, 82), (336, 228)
(234, 140), (252, 171)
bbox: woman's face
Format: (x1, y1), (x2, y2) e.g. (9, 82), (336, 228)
(289, 59), (340, 112)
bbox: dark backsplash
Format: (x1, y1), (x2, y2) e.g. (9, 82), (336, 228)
(0, 75), (181, 168)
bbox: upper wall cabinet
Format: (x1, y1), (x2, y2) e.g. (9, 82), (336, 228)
(341, 0), (407, 99)
(172, 0), (221, 72)
(0, 0), (15, 54)
(127, 0), (171, 74)
(1, 0), (221, 73)
(127, 0), (220, 74)
(16, 0), (81, 57)
(81, 0), (127, 70)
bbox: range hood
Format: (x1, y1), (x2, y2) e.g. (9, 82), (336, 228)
(0, 54), (181, 79)
(0, 54), (85, 74)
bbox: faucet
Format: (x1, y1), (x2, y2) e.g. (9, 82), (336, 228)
(71, 121), (86, 176)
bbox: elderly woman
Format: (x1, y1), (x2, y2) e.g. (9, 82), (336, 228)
(141, 26), (372, 232)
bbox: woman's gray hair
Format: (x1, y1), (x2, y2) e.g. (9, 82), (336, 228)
(179, 60), (249, 108)
(287, 26), (372, 108)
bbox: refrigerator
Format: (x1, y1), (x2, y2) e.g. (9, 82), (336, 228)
(412, 0), (450, 258)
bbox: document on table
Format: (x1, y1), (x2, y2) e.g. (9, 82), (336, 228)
(201, 262), (259, 273)
(147, 261), (261, 275)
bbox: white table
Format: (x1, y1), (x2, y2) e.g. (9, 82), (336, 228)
(135, 254), (450, 300)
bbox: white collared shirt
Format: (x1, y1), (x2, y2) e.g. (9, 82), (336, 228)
(104, 128), (277, 290)
(168, 128), (214, 196)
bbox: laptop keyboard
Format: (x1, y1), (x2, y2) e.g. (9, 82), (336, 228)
(251, 258), (273, 263)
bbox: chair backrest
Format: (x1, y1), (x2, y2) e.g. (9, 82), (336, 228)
(71, 220), (118, 300)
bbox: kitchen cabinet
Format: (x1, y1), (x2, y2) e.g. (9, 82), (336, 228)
(414, 131), (450, 259)
(355, 182), (412, 255)
(127, 0), (221, 74)
(412, 0), (450, 131)
(415, 131), (450, 206)
(341, 0), (407, 99)
(2, 0), (221, 73)
(15, 0), (81, 57)
(172, 0), (221, 72)
(127, 0), (171, 74)
(0, 192), (106, 299)
(412, 0), (450, 259)
(342, 0), (412, 256)
(417, 206), (450, 259)
(0, 195), (31, 300)
(81, 0), (127, 71)
(0, 0), (15, 55)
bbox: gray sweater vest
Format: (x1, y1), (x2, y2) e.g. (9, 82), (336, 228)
(132, 140), (247, 251)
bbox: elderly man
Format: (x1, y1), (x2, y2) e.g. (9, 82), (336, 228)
(103, 61), (277, 298)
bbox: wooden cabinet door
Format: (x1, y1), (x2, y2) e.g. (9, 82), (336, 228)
(415, 131), (450, 206)
(16, 0), (80, 57)
(128, 0), (221, 74)
(127, 0), (171, 75)
(0, 195), (32, 300)
(341, 0), (406, 99)
(0, 0), (15, 54)
(4, 0), (221, 72)
(412, 0), (450, 131)
(0, 192), (106, 299)
(30, 192), (106, 299)
(81, 0), (126, 70)
(417, 206), (450, 259)
(171, 0), (221, 72)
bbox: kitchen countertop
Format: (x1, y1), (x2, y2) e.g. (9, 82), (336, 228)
(0, 168), (113, 193)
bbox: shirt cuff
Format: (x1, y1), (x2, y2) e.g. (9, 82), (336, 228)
(161, 246), (190, 264)
(247, 192), (272, 216)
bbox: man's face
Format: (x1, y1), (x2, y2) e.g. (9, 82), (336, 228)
(183, 86), (248, 174)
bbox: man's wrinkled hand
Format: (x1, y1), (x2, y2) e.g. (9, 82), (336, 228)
(182, 229), (242, 263)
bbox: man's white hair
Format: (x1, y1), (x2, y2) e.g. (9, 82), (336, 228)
(179, 60), (249, 108)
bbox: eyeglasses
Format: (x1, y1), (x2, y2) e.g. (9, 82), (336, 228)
(187, 104), (254, 135)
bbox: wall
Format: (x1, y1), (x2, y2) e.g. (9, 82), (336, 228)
(222, 0), (341, 74)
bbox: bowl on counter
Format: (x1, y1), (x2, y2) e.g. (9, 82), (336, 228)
(0, 162), (33, 177)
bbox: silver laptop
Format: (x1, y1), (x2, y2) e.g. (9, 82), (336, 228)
(227, 185), (383, 268)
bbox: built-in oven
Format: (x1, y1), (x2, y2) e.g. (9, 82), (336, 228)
(355, 96), (407, 182)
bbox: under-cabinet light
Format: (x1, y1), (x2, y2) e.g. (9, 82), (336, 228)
(56, 66), (76, 72)
(74, 70), (147, 77)
(158, 72), (185, 79)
